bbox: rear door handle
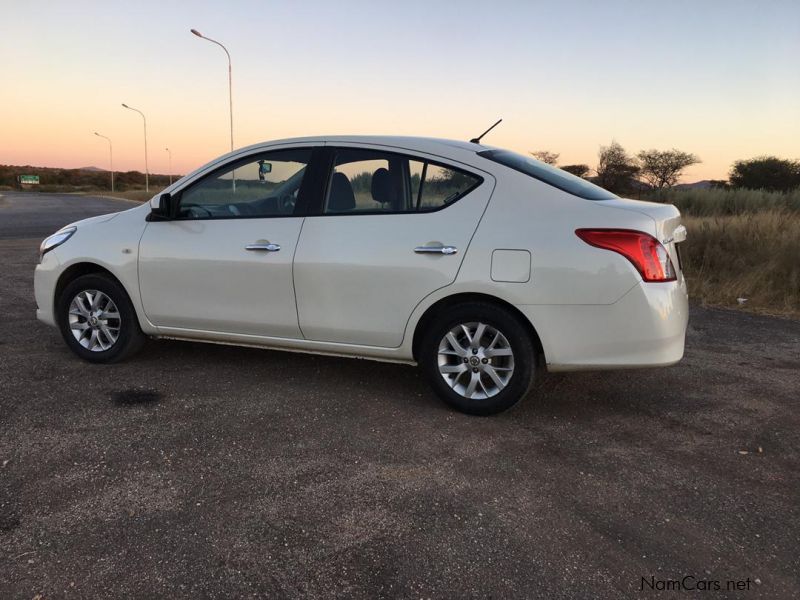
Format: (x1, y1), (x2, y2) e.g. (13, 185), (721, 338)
(414, 245), (458, 255)
(245, 243), (281, 252)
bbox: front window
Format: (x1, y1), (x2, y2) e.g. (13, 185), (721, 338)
(478, 149), (617, 201)
(177, 148), (311, 219)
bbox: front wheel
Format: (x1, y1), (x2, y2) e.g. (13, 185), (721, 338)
(419, 302), (536, 415)
(57, 274), (145, 363)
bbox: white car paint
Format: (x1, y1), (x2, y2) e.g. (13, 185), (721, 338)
(139, 216), (305, 338)
(35, 135), (688, 372)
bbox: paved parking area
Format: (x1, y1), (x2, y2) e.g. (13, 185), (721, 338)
(1, 193), (799, 598)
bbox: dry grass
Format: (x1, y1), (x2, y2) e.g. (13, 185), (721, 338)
(681, 210), (800, 317)
(654, 187), (800, 216)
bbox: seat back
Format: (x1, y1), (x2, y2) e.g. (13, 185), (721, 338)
(328, 172), (356, 212)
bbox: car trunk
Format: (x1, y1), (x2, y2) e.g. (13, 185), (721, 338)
(596, 197), (686, 276)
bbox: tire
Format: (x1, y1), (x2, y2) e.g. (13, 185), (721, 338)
(419, 302), (536, 415)
(57, 273), (145, 363)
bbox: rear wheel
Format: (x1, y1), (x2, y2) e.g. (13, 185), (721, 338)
(420, 302), (536, 415)
(57, 274), (145, 363)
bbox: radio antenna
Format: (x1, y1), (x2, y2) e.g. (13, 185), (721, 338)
(470, 118), (502, 144)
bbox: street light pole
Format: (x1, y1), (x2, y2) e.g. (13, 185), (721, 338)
(190, 28), (234, 154)
(121, 103), (149, 192)
(165, 147), (172, 185)
(93, 132), (114, 192)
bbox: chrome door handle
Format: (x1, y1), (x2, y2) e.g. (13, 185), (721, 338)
(414, 245), (458, 255)
(245, 243), (281, 252)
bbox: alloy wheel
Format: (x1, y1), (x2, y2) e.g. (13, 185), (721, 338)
(437, 321), (515, 399)
(68, 290), (122, 352)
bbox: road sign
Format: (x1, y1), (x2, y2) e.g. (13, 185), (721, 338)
(18, 175), (40, 185)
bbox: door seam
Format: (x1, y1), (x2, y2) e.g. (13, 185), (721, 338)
(292, 216), (308, 339)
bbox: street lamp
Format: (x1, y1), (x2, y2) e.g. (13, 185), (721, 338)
(121, 103), (149, 192)
(165, 147), (172, 185)
(93, 132), (114, 192)
(190, 28), (234, 153)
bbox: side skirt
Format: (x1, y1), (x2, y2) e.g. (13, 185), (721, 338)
(152, 332), (418, 366)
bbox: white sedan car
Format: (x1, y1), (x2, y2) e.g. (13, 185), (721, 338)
(35, 136), (688, 414)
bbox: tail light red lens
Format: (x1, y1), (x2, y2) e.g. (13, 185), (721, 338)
(575, 229), (677, 282)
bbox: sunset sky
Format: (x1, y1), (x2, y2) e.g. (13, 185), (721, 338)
(1, 0), (798, 182)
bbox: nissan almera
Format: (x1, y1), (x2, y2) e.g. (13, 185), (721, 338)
(35, 136), (688, 414)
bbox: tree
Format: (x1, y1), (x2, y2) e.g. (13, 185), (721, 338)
(530, 150), (559, 165)
(595, 141), (639, 194)
(637, 149), (700, 191)
(729, 156), (800, 192)
(561, 164), (590, 178)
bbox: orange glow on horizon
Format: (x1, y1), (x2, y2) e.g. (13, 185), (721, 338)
(1, 1), (798, 183)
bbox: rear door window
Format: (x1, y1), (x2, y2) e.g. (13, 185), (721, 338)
(323, 148), (482, 215)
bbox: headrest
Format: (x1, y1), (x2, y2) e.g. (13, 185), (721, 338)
(371, 168), (395, 205)
(328, 172), (355, 212)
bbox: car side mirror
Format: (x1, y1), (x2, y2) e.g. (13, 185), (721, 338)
(149, 193), (173, 220)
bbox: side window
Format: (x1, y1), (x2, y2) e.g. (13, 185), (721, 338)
(325, 149), (411, 214)
(417, 164), (480, 209)
(324, 149), (482, 215)
(178, 148), (311, 219)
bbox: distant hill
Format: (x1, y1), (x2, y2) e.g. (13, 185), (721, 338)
(0, 163), (179, 191)
(675, 180), (712, 190)
(674, 180), (728, 191)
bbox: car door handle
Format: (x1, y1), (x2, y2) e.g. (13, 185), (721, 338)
(414, 245), (458, 255)
(245, 243), (281, 252)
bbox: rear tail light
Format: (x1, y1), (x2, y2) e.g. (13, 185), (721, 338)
(575, 229), (677, 282)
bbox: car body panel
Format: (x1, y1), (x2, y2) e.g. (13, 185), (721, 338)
(459, 172), (650, 306)
(516, 279), (688, 370)
(34, 247), (61, 327)
(138, 217), (305, 338)
(35, 202), (154, 331)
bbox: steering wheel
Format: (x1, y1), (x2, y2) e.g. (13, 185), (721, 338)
(187, 205), (213, 218)
(279, 193), (296, 212)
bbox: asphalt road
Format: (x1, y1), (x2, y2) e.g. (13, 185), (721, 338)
(0, 192), (140, 239)
(1, 192), (799, 599)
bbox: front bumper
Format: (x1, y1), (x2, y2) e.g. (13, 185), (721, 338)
(34, 250), (61, 328)
(517, 278), (689, 371)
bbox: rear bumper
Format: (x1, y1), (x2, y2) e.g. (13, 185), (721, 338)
(517, 278), (688, 371)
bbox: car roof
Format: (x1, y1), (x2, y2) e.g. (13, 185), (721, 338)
(170, 136), (498, 193)
(239, 135), (489, 154)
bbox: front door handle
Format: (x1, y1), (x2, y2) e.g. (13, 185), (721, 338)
(414, 245), (458, 255)
(245, 243), (281, 252)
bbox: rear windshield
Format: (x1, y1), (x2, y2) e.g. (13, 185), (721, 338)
(477, 149), (617, 201)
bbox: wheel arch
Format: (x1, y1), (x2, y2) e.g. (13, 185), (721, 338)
(54, 263), (132, 326)
(411, 292), (545, 365)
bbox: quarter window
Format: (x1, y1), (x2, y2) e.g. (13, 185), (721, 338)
(177, 148), (311, 219)
(324, 149), (482, 215)
(417, 163), (480, 209)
